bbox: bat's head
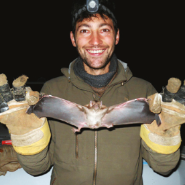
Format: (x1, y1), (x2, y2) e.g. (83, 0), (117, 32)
(90, 101), (102, 110)
(89, 100), (108, 110)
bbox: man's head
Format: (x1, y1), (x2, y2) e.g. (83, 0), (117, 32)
(70, 0), (119, 75)
(71, 0), (118, 36)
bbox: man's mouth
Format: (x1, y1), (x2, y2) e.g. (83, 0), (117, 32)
(87, 49), (105, 54)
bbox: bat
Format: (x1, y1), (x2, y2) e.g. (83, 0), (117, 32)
(27, 95), (160, 132)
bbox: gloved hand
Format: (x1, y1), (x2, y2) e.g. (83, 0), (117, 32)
(0, 74), (51, 155)
(141, 78), (185, 154)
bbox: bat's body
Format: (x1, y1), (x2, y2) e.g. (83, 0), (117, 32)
(27, 95), (159, 132)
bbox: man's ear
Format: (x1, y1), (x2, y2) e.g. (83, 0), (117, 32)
(70, 31), (76, 47)
(115, 29), (120, 45)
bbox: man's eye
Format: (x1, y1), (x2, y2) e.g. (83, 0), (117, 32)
(102, 29), (110, 32)
(80, 30), (88, 33)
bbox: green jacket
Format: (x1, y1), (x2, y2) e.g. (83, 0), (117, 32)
(17, 59), (180, 185)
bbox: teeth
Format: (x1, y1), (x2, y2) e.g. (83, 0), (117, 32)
(88, 50), (105, 53)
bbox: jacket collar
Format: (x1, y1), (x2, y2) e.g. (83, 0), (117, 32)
(61, 59), (133, 91)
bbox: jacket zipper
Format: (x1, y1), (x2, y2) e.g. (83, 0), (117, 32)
(92, 80), (126, 185)
(73, 80), (127, 184)
(93, 131), (98, 185)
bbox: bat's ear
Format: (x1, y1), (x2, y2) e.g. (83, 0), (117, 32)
(100, 101), (102, 108)
(90, 101), (94, 107)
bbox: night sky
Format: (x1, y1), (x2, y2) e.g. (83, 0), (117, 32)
(2, 2), (184, 144)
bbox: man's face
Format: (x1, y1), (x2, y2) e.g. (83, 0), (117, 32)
(70, 14), (119, 70)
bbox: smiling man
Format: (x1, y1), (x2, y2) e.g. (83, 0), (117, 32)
(70, 14), (119, 75)
(1, 0), (183, 185)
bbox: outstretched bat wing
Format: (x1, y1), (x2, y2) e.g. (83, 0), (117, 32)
(27, 95), (87, 128)
(27, 96), (160, 132)
(102, 98), (158, 126)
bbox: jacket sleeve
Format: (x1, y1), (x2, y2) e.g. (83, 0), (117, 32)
(17, 138), (54, 176)
(140, 82), (180, 175)
(16, 82), (55, 176)
(141, 140), (180, 175)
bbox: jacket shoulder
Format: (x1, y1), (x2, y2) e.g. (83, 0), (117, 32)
(130, 76), (152, 86)
(41, 76), (68, 96)
(126, 77), (157, 98)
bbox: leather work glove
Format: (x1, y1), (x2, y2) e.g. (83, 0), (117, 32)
(0, 145), (21, 176)
(141, 78), (185, 154)
(0, 74), (51, 155)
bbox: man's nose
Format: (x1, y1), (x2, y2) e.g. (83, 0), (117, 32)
(89, 32), (103, 46)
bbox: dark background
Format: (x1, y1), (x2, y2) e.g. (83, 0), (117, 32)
(1, 1), (184, 145)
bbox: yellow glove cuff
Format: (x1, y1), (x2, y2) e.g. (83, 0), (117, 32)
(140, 124), (181, 154)
(13, 119), (51, 155)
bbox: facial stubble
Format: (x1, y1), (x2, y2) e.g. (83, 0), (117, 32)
(75, 43), (116, 70)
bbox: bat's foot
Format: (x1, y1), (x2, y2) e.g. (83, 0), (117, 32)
(102, 124), (114, 129)
(72, 127), (81, 133)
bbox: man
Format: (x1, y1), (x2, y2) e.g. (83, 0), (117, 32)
(0, 0), (184, 184)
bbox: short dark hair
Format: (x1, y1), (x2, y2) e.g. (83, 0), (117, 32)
(71, 0), (118, 35)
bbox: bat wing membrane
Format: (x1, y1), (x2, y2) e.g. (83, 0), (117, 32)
(27, 95), (87, 128)
(102, 98), (156, 126)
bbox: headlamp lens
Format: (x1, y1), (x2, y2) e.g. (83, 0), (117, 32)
(89, 1), (96, 8)
(86, 0), (99, 13)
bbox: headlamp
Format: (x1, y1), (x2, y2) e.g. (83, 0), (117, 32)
(86, 0), (100, 13)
